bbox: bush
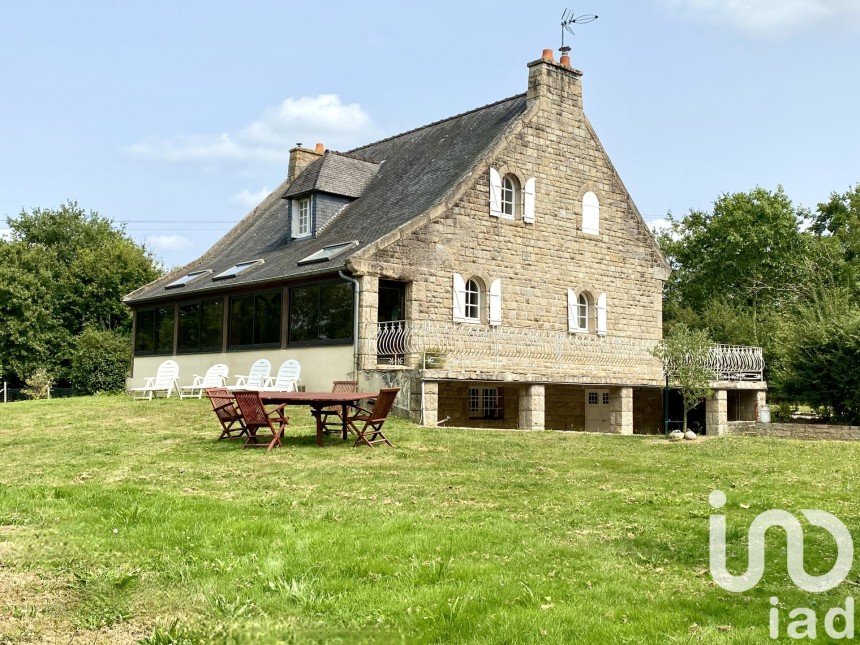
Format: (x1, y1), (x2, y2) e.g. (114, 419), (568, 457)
(69, 328), (131, 395)
(779, 298), (860, 424)
(23, 368), (54, 399)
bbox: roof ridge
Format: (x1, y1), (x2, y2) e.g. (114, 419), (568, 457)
(321, 149), (380, 164)
(346, 92), (527, 154)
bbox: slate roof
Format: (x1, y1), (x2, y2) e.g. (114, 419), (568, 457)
(125, 93), (528, 305)
(282, 152), (379, 199)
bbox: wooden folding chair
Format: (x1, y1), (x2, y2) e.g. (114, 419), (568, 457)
(233, 391), (289, 451)
(317, 380), (359, 435)
(347, 388), (399, 448)
(205, 388), (247, 440)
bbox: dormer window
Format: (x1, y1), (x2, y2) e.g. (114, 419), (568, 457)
(293, 197), (312, 238)
(212, 259), (264, 281)
(164, 269), (211, 289)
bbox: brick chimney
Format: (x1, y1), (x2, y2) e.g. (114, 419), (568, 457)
(287, 142), (325, 181)
(526, 48), (583, 110)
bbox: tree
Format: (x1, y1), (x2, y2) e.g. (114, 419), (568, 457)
(69, 328), (131, 395)
(775, 291), (860, 424)
(811, 184), (860, 291)
(0, 202), (160, 383)
(652, 324), (714, 433)
(658, 187), (814, 340)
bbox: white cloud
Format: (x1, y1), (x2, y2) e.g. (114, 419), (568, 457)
(660, 0), (860, 37)
(127, 94), (377, 166)
(145, 234), (190, 252)
(0, 228), (11, 241)
(230, 186), (271, 209)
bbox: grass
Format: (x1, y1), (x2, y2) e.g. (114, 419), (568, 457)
(0, 396), (858, 643)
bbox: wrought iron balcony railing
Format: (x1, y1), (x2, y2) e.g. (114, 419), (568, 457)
(370, 321), (764, 381)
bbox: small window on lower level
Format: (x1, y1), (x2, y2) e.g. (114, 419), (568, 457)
(602, 392), (610, 405)
(588, 391), (599, 405)
(468, 387), (504, 419)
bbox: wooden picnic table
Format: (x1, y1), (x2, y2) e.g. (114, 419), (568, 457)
(257, 391), (379, 446)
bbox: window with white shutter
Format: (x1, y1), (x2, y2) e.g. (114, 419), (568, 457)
(597, 293), (607, 335)
(291, 197), (312, 238)
(523, 177), (536, 223)
(489, 278), (502, 326)
(452, 273), (466, 322)
(568, 289), (590, 333)
(582, 191), (600, 235)
(489, 168), (503, 218)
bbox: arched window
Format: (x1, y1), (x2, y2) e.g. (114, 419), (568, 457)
(464, 278), (481, 322)
(582, 191), (600, 235)
(577, 293), (589, 330)
(501, 175), (520, 218)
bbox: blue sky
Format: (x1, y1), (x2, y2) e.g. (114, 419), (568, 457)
(2, 0), (859, 267)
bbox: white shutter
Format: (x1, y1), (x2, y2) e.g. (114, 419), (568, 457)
(290, 201), (300, 238)
(597, 293), (607, 335)
(452, 273), (466, 322)
(567, 288), (577, 332)
(523, 177), (536, 223)
(489, 167), (502, 217)
(582, 191), (600, 235)
(489, 278), (502, 327)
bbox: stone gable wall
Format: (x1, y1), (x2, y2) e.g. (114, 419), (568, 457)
(358, 60), (665, 385)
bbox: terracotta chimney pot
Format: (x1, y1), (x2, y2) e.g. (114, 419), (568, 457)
(314, 142), (325, 154)
(541, 48), (554, 62)
(559, 53), (571, 67)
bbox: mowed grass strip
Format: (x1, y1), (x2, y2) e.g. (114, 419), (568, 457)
(0, 396), (857, 643)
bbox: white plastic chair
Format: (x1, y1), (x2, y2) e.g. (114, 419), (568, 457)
(129, 360), (180, 401)
(179, 364), (229, 399)
(228, 359), (272, 391)
(261, 359), (301, 392)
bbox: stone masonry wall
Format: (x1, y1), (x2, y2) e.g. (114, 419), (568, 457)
(728, 422), (860, 442)
(354, 58), (665, 386)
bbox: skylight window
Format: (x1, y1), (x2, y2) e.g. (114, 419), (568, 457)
(212, 259), (264, 280)
(164, 270), (211, 289)
(297, 242), (358, 266)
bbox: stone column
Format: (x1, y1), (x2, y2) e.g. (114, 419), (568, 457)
(519, 384), (545, 430)
(706, 390), (728, 436)
(755, 390), (767, 420)
(422, 380), (438, 427)
(609, 387), (633, 435)
(356, 275), (379, 371)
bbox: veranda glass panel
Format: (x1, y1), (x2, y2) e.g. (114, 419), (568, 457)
(200, 299), (223, 351)
(229, 295), (255, 348)
(254, 292), (282, 346)
(319, 282), (353, 341)
(134, 309), (155, 353)
(154, 306), (174, 354)
(289, 285), (319, 343)
(177, 303), (200, 351)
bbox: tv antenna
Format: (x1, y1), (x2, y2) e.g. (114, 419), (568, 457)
(560, 9), (598, 55)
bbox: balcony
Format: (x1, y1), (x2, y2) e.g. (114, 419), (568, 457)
(369, 321), (764, 382)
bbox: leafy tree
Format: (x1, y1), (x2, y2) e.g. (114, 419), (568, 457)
(811, 184), (860, 290)
(69, 328), (131, 395)
(775, 291), (860, 424)
(0, 201), (160, 383)
(659, 187), (813, 340)
(652, 324), (714, 433)
(7, 201), (160, 333)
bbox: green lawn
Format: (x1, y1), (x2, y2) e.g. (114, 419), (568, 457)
(0, 397), (857, 643)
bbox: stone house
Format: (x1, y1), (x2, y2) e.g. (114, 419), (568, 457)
(124, 49), (766, 434)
